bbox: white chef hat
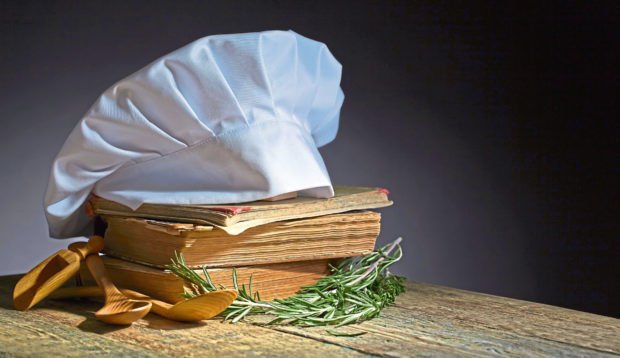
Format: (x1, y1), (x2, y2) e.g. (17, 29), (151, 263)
(44, 30), (344, 238)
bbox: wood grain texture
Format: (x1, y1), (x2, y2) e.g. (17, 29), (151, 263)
(1, 275), (618, 357)
(12, 249), (82, 311)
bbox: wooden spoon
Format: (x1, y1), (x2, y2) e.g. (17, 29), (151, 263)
(13, 236), (105, 311)
(84, 253), (151, 325)
(51, 286), (238, 322)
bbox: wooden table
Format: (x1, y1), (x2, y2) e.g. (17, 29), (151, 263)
(1, 274), (618, 357)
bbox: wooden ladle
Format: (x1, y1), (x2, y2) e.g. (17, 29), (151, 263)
(83, 253), (151, 325)
(51, 286), (238, 322)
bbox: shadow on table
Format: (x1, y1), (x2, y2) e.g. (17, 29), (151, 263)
(1, 275), (210, 332)
(141, 314), (208, 330)
(46, 296), (210, 332)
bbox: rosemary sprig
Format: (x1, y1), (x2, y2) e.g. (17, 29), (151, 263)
(166, 237), (405, 327)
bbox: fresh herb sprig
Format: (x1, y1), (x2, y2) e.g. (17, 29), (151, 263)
(166, 237), (405, 328)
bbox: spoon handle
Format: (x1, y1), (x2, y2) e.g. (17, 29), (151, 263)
(85, 253), (126, 305)
(51, 286), (173, 317)
(50, 286), (104, 298)
(67, 236), (105, 260)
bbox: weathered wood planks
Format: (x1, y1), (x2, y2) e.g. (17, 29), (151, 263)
(1, 275), (618, 357)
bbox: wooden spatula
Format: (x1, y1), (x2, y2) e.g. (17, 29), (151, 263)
(13, 236), (105, 311)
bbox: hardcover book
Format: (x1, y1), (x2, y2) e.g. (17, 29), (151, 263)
(77, 256), (337, 303)
(89, 186), (392, 234)
(101, 211), (381, 268)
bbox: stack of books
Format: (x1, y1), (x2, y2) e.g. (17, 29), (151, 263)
(78, 186), (392, 303)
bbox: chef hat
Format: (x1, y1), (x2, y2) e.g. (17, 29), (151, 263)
(44, 30), (344, 238)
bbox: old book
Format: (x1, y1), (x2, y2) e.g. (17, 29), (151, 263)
(89, 186), (392, 234)
(101, 211), (381, 268)
(77, 256), (335, 303)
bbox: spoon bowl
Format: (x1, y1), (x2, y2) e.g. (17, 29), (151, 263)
(94, 296), (151, 325)
(85, 253), (152, 325)
(155, 290), (237, 321)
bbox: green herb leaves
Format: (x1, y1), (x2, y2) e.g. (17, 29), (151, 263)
(325, 330), (366, 337)
(166, 237), (405, 327)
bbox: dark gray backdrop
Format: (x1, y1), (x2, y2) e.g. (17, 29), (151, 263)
(1, 1), (618, 317)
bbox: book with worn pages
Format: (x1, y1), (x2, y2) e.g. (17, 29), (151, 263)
(89, 186), (392, 235)
(101, 211), (381, 268)
(78, 256), (337, 303)
(82, 185), (392, 303)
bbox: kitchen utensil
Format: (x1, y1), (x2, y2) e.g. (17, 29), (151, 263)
(51, 286), (238, 322)
(13, 236), (105, 311)
(84, 253), (151, 325)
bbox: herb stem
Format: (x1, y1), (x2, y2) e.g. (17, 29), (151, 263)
(231, 300), (272, 309)
(346, 237), (402, 286)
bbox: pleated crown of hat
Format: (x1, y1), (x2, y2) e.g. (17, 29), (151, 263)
(45, 30), (344, 238)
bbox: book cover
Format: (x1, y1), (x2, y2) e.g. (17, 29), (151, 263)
(89, 186), (392, 234)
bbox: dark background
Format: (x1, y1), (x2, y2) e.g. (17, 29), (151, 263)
(1, 1), (618, 317)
